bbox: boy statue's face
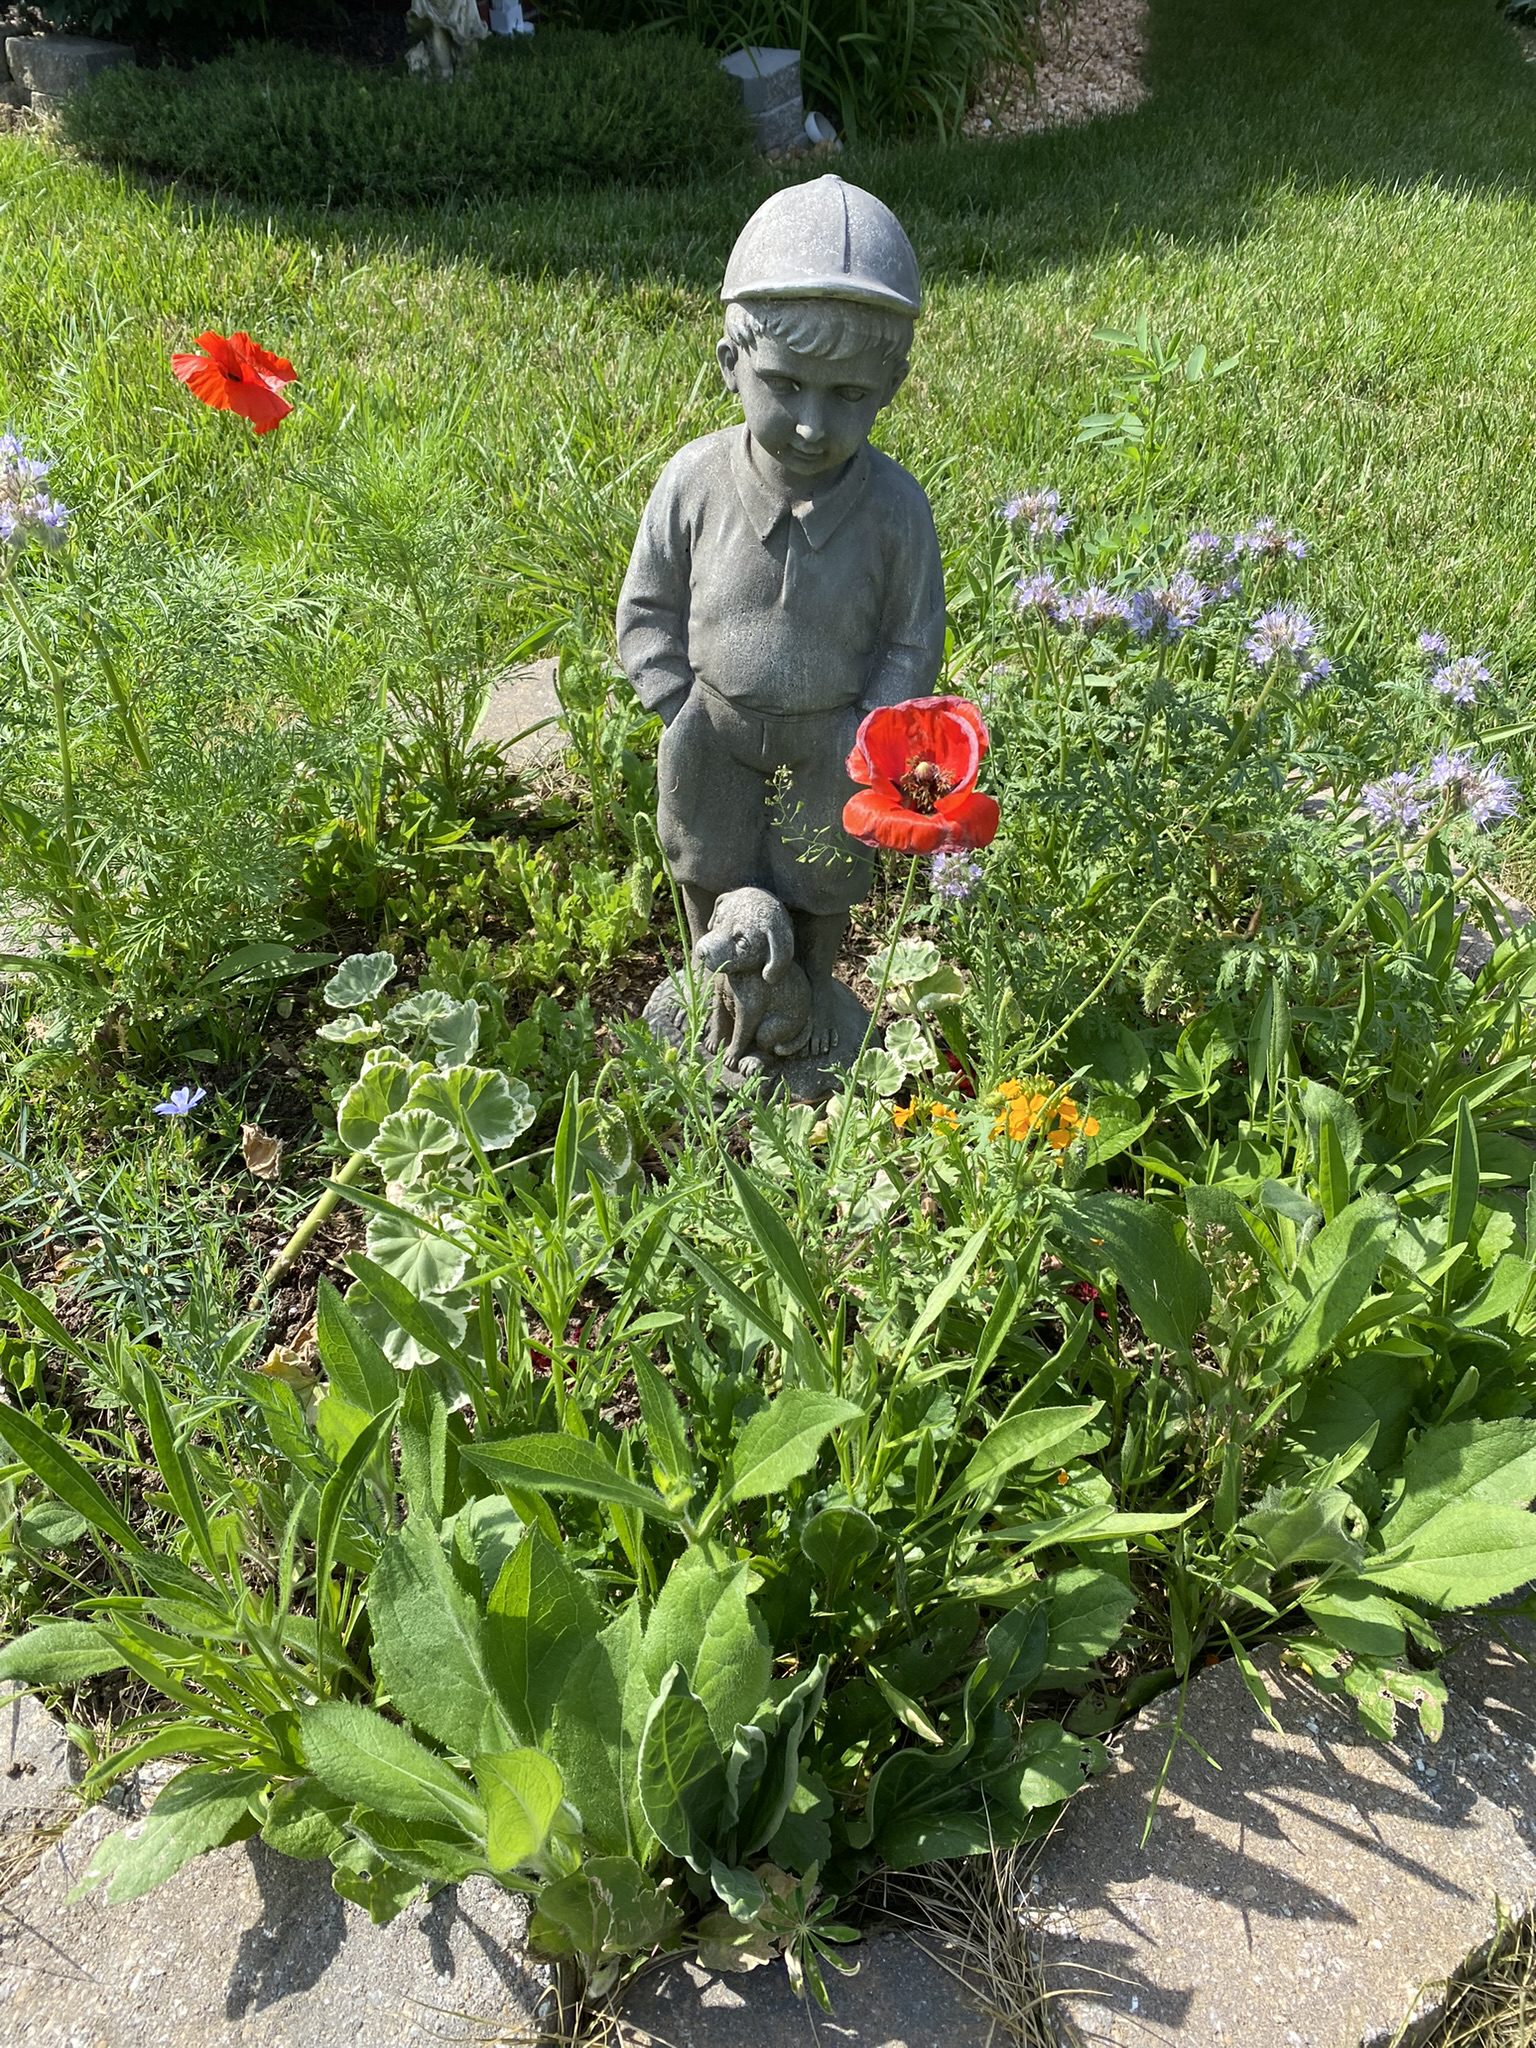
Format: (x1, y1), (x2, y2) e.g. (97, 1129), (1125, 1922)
(718, 329), (907, 489)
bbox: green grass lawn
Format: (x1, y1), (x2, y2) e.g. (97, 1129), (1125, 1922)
(4, 0), (1535, 698)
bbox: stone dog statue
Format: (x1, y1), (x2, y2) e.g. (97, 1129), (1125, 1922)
(693, 887), (814, 1074)
(621, 176), (943, 1101)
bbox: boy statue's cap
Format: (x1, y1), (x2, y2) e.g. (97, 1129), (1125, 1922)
(721, 176), (922, 318)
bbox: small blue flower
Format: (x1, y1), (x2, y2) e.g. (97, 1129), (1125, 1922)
(1129, 570), (1207, 643)
(1430, 654), (1489, 708)
(1001, 488), (1071, 541)
(1429, 749), (1519, 828)
(1360, 772), (1426, 837)
(154, 1085), (208, 1118)
(0, 431), (69, 550)
(1181, 530), (1228, 572)
(931, 851), (984, 902)
(1244, 606), (1320, 669)
(1013, 569), (1064, 623)
(1230, 517), (1307, 562)
(1063, 585), (1132, 636)
(1416, 630), (1449, 661)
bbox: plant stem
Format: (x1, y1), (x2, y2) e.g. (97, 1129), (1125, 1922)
(826, 857), (921, 1185)
(255, 1150), (371, 1298)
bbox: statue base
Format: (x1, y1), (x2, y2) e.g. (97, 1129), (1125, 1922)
(642, 974), (879, 1107)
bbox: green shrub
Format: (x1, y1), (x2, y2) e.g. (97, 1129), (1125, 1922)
(553, 0), (1043, 139)
(61, 34), (751, 206)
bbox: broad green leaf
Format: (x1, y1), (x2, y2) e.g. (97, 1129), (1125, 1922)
(547, 1606), (648, 1858)
(946, 1404), (1102, 1505)
(722, 1390), (862, 1506)
(347, 1808), (483, 1886)
(1055, 1195), (1210, 1359)
(487, 1526), (603, 1742)
(424, 997), (480, 1068)
(337, 1052), (420, 1153)
(1242, 1486), (1362, 1574)
(1042, 1569), (1137, 1683)
(370, 1517), (515, 1757)
(465, 1436), (679, 1523)
(349, 1254), (472, 1373)
(800, 1503), (880, 1593)
(324, 951), (396, 1009)
(1264, 1196), (1397, 1378)
(330, 1843), (426, 1924)
(261, 1778), (351, 1862)
(970, 1604), (1050, 1710)
(407, 1066), (535, 1152)
(1288, 1349), (1423, 1470)
(642, 1551), (772, 1750)
(368, 1109), (468, 1187)
(1362, 1504), (1536, 1608)
(1385, 1419), (1536, 1542)
(473, 1748), (564, 1873)
(0, 1399), (139, 1551)
(364, 1209), (470, 1297)
(397, 1360), (451, 1523)
(636, 1666), (728, 1867)
(316, 1281), (398, 1416)
(0, 1621), (127, 1686)
(79, 1767), (264, 1905)
(529, 1854), (683, 1967)
(299, 1702), (482, 1829)
(632, 1356), (693, 1486)
(1301, 1581), (1408, 1659)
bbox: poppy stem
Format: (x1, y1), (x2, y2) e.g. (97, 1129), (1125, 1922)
(825, 857), (921, 1186)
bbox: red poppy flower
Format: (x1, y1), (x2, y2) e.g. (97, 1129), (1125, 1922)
(171, 331), (297, 435)
(843, 695), (1000, 855)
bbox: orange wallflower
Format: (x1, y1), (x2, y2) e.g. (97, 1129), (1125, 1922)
(989, 1078), (1099, 1150)
(892, 1098), (962, 1133)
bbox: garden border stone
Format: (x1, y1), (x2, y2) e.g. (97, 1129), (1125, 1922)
(719, 46), (804, 153)
(1027, 1617), (1536, 2046)
(3, 33), (132, 102)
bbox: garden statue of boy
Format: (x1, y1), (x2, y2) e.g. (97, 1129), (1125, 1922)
(618, 176), (945, 1080)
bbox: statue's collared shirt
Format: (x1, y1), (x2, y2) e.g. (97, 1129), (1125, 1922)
(618, 424), (945, 719)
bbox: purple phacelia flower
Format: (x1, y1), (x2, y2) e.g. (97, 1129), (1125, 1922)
(1129, 570), (1207, 643)
(1244, 605), (1320, 669)
(0, 431), (70, 549)
(1361, 772), (1427, 837)
(1429, 749), (1520, 828)
(1001, 488), (1071, 541)
(1430, 654), (1489, 708)
(931, 851), (984, 902)
(1230, 517), (1307, 562)
(1298, 656), (1334, 694)
(1063, 585), (1132, 636)
(1416, 631), (1449, 661)
(1182, 530), (1228, 572)
(1014, 569), (1064, 623)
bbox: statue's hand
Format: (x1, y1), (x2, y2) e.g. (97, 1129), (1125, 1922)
(654, 681), (693, 729)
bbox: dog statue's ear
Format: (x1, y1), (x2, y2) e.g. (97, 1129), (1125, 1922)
(763, 905), (793, 985)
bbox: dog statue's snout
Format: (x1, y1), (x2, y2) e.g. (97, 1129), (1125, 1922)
(693, 928), (734, 973)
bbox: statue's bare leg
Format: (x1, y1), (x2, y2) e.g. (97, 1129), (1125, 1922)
(793, 910), (847, 1056)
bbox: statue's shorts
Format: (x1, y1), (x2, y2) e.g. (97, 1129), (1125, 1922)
(655, 684), (872, 917)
